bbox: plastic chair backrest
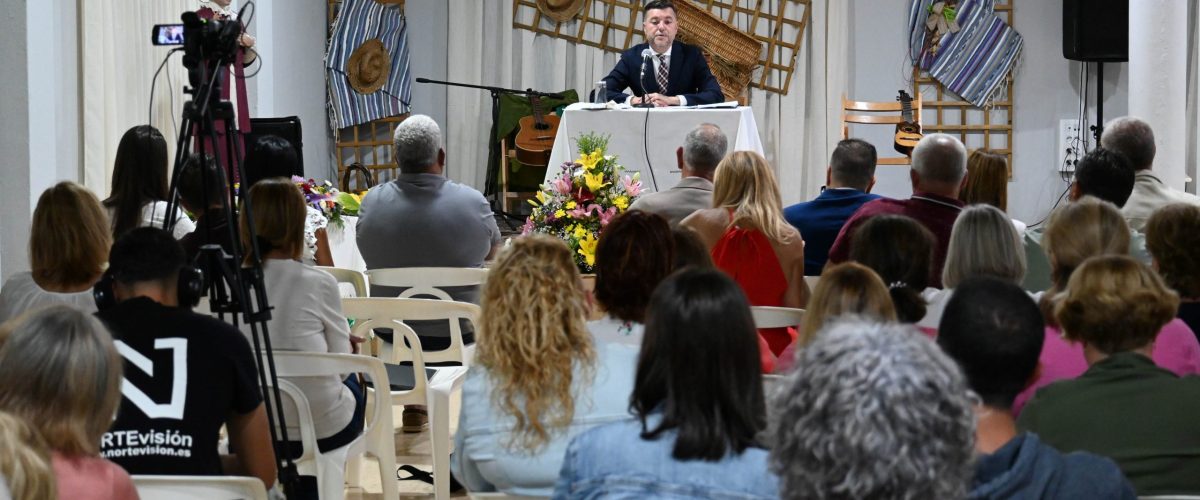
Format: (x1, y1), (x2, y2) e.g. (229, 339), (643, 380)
(132, 475), (268, 500)
(751, 306), (806, 329)
(342, 297), (478, 365)
(366, 267), (488, 300)
(316, 266), (370, 298)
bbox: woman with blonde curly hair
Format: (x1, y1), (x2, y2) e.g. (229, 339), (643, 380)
(0, 411), (56, 500)
(1018, 255), (1200, 493)
(682, 151), (807, 357)
(0, 182), (112, 323)
(451, 235), (638, 496)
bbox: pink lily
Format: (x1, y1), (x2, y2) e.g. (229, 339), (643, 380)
(599, 206), (618, 226)
(553, 176), (573, 195)
(622, 176), (643, 197)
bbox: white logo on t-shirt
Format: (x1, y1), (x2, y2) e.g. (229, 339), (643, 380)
(115, 338), (189, 420)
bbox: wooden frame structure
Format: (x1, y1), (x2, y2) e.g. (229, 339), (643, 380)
(912, 0), (1015, 174)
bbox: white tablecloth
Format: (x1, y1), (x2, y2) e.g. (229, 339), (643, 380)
(326, 215), (366, 272)
(542, 103), (764, 193)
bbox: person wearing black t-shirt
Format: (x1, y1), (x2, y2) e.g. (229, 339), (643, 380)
(97, 227), (276, 489)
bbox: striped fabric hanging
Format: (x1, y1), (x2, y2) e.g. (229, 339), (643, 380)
(325, 0), (412, 129)
(908, 0), (1022, 108)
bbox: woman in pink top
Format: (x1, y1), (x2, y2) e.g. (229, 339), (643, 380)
(1013, 198), (1200, 414)
(0, 306), (139, 500)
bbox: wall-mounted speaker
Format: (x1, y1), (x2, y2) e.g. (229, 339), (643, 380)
(1063, 0), (1128, 62)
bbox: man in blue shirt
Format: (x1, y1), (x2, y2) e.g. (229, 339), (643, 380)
(783, 139), (882, 276)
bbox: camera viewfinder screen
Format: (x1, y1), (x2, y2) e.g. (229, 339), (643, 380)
(154, 24), (185, 46)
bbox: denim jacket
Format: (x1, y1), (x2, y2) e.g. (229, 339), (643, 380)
(553, 414), (780, 499)
(451, 342), (639, 497)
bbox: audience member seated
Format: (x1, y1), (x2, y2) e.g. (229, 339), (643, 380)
(1018, 256), (1200, 495)
(1101, 116), (1200, 231)
(919, 204), (1026, 331)
(0, 306), (138, 500)
(1023, 147), (1146, 291)
(97, 228), (276, 489)
(937, 277), (1136, 499)
(555, 268), (778, 499)
(177, 153), (234, 262)
(590, 210), (675, 346)
(240, 178), (365, 458)
(828, 133), (968, 287)
(242, 135), (333, 266)
(453, 235), (636, 496)
(783, 138), (881, 276)
(671, 226), (714, 269)
(960, 148), (1025, 234)
(682, 151), (807, 356)
(770, 319), (975, 499)
(1145, 204), (1200, 336)
(848, 214), (935, 324)
(0, 410), (56, 500)
(775, 262), (896, 373)
(1013, 197), (1200, 414)
(0, 182), (111, 323)
(628, 123), (727, 226)
(102, 125), (194, 239)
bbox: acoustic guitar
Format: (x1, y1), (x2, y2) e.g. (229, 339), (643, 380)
(893, 90), (922, 156)
(514, 95), (560, 167)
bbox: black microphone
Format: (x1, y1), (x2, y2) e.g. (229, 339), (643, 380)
(415, 77), (432, 83)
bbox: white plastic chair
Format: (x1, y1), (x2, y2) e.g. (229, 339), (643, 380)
(762, 373), (787, 396)
(751, 306), (806, 329)
(264, 352), (398, 500)
(345, 296), (479, 366)
(366, 267), (488, 300)
(316, 266), (370, 298)
(341, 298), (470, 500)
(803, 275), (820, 293)
(132, 475), (267, 500)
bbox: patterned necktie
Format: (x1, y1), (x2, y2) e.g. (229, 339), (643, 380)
(656, 54), (669, 93)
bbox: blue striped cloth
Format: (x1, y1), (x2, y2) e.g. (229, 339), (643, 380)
(325, 0), (412, 129)
(908, 0), (1022, 107)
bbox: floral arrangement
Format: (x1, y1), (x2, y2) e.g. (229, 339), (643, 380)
(522, 133), (642, 272)
(292, 176), (364, 227)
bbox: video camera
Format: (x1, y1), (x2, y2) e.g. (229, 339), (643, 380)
(151, 10), (242, 69)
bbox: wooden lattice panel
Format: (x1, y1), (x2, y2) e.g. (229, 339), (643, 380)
(913, 0), (1015, 173)
(327, 0), (407, 190)
(513, 0), (811, 95)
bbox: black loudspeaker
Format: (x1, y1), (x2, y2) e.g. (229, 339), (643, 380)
(246, 116), (304, 175)
(1063, 0), (1128, 62)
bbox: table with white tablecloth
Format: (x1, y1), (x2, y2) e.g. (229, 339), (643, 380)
(542, 103), (764, 193)
(326, 215), (366, 272)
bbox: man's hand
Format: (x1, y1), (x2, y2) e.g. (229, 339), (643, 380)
(645, 93), (680, 107)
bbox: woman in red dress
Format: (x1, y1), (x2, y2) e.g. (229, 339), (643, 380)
(195, 0), (256, 177)
(682, 151), (808, 359)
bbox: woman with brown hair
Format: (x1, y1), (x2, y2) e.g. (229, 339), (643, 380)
(103, 125), (194, 239)
(682, 151), (807, 356)
(1145, 203), (1200, 335)
(589, 210), (676, 346)
(1018, 256), (1200, 494)
(1012, 197), (1200, 414)
(452, 234), (637, 496)
(774, 262), (896, 372)
(239, 178), (364, 455)
(0, 305), (137, 499)
(848, 214), (936, 324)
(0, 182), (111, 323)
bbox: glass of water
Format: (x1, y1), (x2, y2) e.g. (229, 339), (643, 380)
(592, 81), (607, 105)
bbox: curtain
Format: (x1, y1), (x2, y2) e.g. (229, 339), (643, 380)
(1187, 0), (1199, 193)
(444, 0), (848, 204)
(80, 1), (193, 197)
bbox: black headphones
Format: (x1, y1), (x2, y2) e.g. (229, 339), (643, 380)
(93, 266), (206, 310)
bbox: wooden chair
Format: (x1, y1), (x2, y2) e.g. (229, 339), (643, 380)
(841, 92), (923, 166)
(499, 138), (542, 215)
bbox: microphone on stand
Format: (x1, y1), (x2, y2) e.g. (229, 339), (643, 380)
(637, 49), (655, 108)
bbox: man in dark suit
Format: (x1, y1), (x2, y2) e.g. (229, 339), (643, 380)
(600, 0), (723, 106)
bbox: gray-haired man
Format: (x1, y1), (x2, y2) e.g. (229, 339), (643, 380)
(628, 123), (728, 226)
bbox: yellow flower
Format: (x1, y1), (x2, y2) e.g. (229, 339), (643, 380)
(555, 209), (567, 218)
(577, 232), (598, 267)
(565, 201), (577, 209)
(534, 191), (548, 205)
(572, 225), (587, 238)
(578, 151), (604, 171)
(613, 195), (629, 210)
(584, 171), (609, 193)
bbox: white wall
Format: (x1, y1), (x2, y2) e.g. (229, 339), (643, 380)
(849, 0), (1128, 224)
(405, 0), (449, 128)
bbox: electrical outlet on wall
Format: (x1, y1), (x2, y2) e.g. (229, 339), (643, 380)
(1058, 119), (1084, 173)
